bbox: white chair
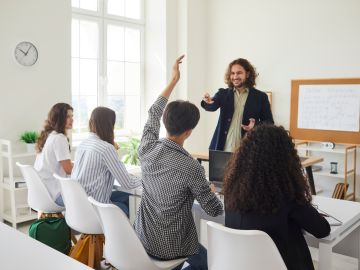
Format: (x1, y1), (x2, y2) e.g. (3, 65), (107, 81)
(55, 175), (104, 269)
(88, 197), (186, 270)
(207, 221), (287, 270)
(16, 162), (65, 214)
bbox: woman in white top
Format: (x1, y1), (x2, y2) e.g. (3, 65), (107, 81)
(71, 107), (141, 217)
(34, 103), (73, 206)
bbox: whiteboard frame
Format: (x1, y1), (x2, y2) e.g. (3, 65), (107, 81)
(290, 78), (360, 145)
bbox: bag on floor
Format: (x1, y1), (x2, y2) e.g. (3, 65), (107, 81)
(29, 217), (71, 255)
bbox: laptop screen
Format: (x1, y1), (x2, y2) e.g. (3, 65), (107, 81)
(209, 150), (233, 183)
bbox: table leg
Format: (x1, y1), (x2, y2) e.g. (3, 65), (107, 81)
(305, 166), (316, 195)
(318, 242), (332, 270)
(129, 195), (136, 224)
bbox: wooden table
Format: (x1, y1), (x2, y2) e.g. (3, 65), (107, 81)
(191, 152), (323, 195)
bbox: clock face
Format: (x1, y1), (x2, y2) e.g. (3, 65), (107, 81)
(14, 41), (38, 66)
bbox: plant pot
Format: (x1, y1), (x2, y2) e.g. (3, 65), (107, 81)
(26, 143), (36, 153)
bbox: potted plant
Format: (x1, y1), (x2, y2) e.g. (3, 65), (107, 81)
(20, 131), (39, 153)
(118, 137), (140, 166)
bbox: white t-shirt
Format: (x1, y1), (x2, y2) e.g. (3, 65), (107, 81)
(34, 131), (71, 200)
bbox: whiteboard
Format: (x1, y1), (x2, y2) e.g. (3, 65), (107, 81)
(297, 84), (360, 132)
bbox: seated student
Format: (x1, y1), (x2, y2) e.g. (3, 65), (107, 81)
(34, 103), (74, 206)
(71, 106), (141, 216)
(134, 55), (223, 270)
(223, 124), (330, 270)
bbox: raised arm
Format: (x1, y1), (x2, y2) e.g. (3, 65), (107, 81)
(138, 55), (184, 157)
(160, 55), (184, 98)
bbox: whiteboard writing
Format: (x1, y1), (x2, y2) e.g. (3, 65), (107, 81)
(298, 85), (360, 132)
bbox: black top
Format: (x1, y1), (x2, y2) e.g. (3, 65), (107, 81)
(201, 87), (274, 150)
(225, 201), (330, 270)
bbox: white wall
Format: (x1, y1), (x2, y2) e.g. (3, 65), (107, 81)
(204, 0), (360, 136)
(0, 0), (71, 144)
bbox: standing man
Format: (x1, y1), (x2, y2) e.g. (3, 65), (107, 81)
(135, 55), (223, 270)
(201, 58), (274, 151)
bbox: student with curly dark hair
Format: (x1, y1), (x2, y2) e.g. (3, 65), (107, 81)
(223, 124), (330, 270)
(201, 58), (273, 151)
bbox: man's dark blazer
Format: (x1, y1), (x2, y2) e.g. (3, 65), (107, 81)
(201, 87), (274, 150)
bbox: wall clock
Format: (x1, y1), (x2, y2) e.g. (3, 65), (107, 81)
(14, 41), (38, 66)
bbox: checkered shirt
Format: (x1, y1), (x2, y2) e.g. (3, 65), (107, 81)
(134, 96), (223, 259)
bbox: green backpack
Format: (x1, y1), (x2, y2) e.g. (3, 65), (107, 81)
(29, 217), (71, 255)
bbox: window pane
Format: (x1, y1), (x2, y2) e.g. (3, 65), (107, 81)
(107, 61), (124, 95)
(72, 19), (80, 57)
(106, 96), (125, 130)
(107, 0), (125, 17)
(80, 59), (98, 95)
(80, 20), (99, 59)
(125, 28), (140, 62)
(125, 0), (141, 19)
(72, 0), (79, 8)
(107, 25), (124, 61)
(124, 95), (140, 133)
(125, 62), (140, 95)
(72, 95), (97, 134)
(79, 0), (98, 11)
(72, 58), (80, 94)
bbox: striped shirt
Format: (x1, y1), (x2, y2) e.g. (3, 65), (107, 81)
(71, 133), (141, 203)
(134, 96), (223, 259)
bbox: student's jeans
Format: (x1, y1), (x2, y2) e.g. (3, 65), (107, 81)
(110, 191), (130, 217)
(55, 195), (64, 207)
(169, 244), (208, 270)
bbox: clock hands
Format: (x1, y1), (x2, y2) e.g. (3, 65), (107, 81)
(18, 49), (27, 55)
(24, 45), (32, 56)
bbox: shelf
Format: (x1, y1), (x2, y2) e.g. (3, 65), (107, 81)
(1, 177), (27, 190)
(297, 146), (355, 154)
(2, 209), (37, 224)
(314, 170), (346, 178)
(1, 152), (36, 158)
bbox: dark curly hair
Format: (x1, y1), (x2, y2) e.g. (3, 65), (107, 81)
(224, 58), (257, 88)
(36, 103), (73, 153)
(223, 124), (312, 214)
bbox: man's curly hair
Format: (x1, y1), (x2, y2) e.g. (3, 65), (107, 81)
(224, 58), (257, 88)
(223, 124), (312, 214)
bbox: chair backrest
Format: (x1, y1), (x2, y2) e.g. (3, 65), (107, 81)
(16, 162), (65, 213)
(88, 197), (161, 270)
(207, 221), (287, 270)
(56, 175), (102, 234)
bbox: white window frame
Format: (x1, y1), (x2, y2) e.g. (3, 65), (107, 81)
(72, 0), (145, 143)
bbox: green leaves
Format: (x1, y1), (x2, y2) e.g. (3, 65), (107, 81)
(20, 131), (39, 143)
(119, 137), (140, 165)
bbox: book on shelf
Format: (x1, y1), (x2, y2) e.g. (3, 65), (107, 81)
(15, 182), (27, 188)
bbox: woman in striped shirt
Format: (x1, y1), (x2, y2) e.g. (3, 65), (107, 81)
(71, 107), (141, 216)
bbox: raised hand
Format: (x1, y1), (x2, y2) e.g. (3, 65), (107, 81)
(203, 93), (214, 104)
(171, 55), (185, 84)
(241, 118), (255, 131)
(161, 55), (185, 99)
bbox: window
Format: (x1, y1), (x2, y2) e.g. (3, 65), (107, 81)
(71, 0), (144, 142)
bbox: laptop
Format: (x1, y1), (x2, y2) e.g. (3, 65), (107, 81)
(209, 150), (233, 190)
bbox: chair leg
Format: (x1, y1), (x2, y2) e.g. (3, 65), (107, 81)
(94, 235), (105, 269)
(88, 236), (96, 268)
(69, 234), (104, 269)
(71, 233), (78, 245)
(70, 234), (90, 264)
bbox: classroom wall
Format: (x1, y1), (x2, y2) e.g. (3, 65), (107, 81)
(0, 0), (71, 143)
(189, 0), (360, 197)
